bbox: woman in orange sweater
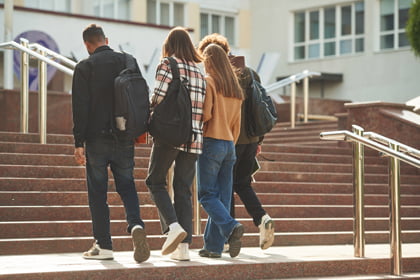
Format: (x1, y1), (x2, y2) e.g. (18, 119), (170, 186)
(198, 44), (245, 258)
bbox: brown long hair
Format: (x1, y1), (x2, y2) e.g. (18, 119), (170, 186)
(203, 44), (243, 100)
(162, 27), (202, 63)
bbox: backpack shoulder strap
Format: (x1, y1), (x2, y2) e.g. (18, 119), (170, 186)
(167, 57), (180, 80)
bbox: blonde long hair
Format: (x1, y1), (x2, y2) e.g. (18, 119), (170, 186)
(203, 44), (243, 100)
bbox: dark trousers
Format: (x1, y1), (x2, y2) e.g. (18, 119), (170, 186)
(231, 142), (266, 227)
(145, 141), (198, 244)
(85, 135), (144, 250)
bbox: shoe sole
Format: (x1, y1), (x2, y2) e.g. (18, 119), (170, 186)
(228, 224), (244, 258)
(132, 227), (150, 263)
(161, 231), (187, 255)
(83, 255), (114, 260)
(260, 220), (275, 250)
(198, 250), (221, 258)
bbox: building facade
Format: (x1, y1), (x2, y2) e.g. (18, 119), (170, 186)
(0, 0), (419, 104)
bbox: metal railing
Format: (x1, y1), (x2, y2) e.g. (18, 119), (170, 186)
(0, 38), (75, 143)
(266, 70), (321, 128)
(320, 125), (420, 276)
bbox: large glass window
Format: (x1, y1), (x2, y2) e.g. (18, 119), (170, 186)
(93, 0), (130, 20)
(379, 0), (411, 50)
(293, 1), (364, 61)
(24, 0), (71, 12)
(147, 0), (185, 26)
(200, 11), (236, 46)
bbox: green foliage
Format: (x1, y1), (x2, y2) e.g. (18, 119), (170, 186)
(406, 0), (420, 57)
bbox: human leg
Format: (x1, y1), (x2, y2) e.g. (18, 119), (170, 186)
(172, 151), (198, 244)
(233, 143), (266, 226)
(85, 137), (113, 251)
(146, 142), (186, 255)
(198, 138), (238, 254)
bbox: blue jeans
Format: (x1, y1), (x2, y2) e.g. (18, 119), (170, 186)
(85, 135), (144, 250)
(145, 141), (198, 243)
(198, 137), (239, 254)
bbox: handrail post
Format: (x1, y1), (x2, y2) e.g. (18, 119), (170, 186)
(20, 38), (30, 133)
(303, 71), (309, 123)
(352, 125), (365, 257)
(38, 50), (48, 144)
(192, 165), (201, 235)
(290, 81), (296, 128)
(389, 142), (402, 276)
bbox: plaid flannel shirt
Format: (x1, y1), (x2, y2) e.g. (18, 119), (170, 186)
(150, 57), (206, 154)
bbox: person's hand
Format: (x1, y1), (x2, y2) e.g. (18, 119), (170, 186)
(256, 144), (262, 156)
(74, 147), (86, 166)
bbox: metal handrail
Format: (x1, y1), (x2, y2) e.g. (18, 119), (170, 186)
(320, 125), (420, 276)
(0, 38), (75, 143)
(28, 42), (77, 69)
(320, 129), (420, 168)
(265, 70), (321, 128)
(364, 132), (420, 159)
(0, 39), (75, 75)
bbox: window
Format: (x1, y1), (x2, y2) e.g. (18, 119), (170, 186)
(293, 1), (365, 61)
(200, 11), (236, 46)
(93, 0), (130, 20)
(24, 0), (71, 12)
(147, 0), (184, 26)
(379, 0), (411, 50)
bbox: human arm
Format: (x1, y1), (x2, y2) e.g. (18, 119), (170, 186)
(150, 58), (172, 108)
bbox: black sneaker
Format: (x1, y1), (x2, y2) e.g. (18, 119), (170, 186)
(228, 223), (244, 258)
(198, 248), (221, 258)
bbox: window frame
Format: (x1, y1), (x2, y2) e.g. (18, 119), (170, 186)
(292, 1), (365, 61)
(377, 0), (411, 51)
(93, 0), (131, 21)
(23, 0), (71, 13)
(200, 9), (237, 47)
(147, 0), (185, 27)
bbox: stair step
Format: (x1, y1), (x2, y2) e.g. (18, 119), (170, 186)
(2, 218), (420, 239)
(0, 232), (419, 255)
(0, 244), (418, 280)
(2, 205), (420, 221)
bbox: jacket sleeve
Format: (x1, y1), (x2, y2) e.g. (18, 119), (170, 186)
(150, 58), (172, 108)
(72, 61), (91, 148)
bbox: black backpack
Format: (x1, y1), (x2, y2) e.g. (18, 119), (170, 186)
(245, 69), (278, 137)
(148, 57), (193, 146)
(114, 53), (150, 138)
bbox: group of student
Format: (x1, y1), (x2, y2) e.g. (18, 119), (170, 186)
(71, 24), (275, 263)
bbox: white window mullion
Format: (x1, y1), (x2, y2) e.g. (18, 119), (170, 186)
(336, 5), (340, 57)
(320, 8), (324, 58)
(156, 0), (161, 25)
(169, 2), (174, 26)
(394, 0), (398, 49)
(305, 11), (309, 59)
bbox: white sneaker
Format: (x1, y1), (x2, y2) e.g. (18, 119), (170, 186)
(83, 243), (114, 260)
(131, 225), (150, 263)
(161, 223), (187, 255)
(170, 243), (190, 261)
(259, 214), (275, 250)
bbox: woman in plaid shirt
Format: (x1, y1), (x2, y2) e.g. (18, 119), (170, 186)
(146, 27), (206, 261)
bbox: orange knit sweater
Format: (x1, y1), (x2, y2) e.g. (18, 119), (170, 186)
(202, 76), (243, 143)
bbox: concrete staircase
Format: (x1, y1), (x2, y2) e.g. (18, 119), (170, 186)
(1, 120), (420, 279)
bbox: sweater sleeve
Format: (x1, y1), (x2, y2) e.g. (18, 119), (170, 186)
(202, 77), (215, 123)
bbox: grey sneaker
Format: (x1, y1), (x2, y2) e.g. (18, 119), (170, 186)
(83, 243), (114, 260)
(259, 214), (275, 250)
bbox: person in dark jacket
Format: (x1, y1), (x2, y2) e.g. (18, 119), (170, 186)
(72, 24), (150, 262)
(198, 34), (275, 251)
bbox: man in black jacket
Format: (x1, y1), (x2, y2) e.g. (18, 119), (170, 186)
(72, 24), (149, 262)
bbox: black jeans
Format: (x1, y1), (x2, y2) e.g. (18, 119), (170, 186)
(85, 135), (144, 250)
(145, 141), (198, 244)
(231, 142), (266, 227)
